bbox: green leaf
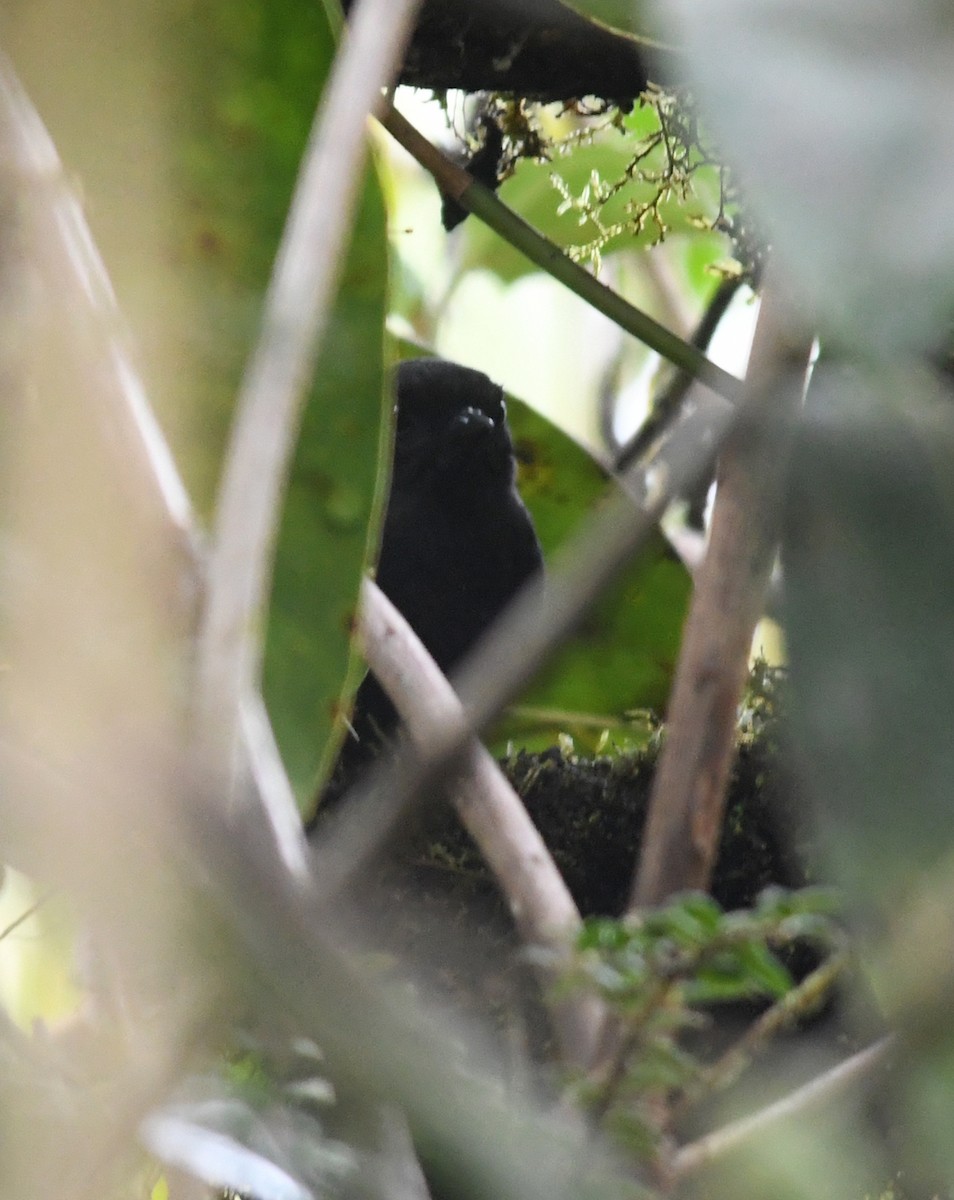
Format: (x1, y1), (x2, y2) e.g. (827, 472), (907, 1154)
(493, 397), (691, 751)
(660, 893), (724, 944)
(264, 181), (389, 800)
(731, 943), (793, 998)
(555, 0), (659, 43)
(170, 0), (346, 509)
(171, 2), (389, 801)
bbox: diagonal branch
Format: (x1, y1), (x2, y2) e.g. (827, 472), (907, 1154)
(671, 1035), (894, 1180)
(379, 103), (743, 404)
(359, 580), (605, 1069)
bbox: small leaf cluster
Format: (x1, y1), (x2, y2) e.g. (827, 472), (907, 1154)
(561, 886), (841, 1154)
(548, 86), (741, 274)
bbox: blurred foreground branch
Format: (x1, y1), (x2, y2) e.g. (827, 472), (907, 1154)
(631, 275), (813, 908)
(672, 1035), (894, 1180)
(359, 580), (605, 1069)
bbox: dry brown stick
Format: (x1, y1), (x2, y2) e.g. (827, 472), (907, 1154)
(630, 275), (813, 910)
(360, 580), (605, 1070)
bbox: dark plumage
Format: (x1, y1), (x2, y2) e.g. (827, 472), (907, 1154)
(319, 357), (543, 807)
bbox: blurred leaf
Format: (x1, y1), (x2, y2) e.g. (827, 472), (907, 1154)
(167, 3), (389, 800)
(141, 1071), (355, 1200)
(783, 366), (954, 906)
(171, 0), (344, 507)
(658, 891), (723, 940)
(731, 942), (793, 998)
(142, 1110), (314, 1200)
(7, 4), (389, 805)
(264, 179), (389, 801)
(141, 1103), (353, 1200)
(657, 0), (954, 354)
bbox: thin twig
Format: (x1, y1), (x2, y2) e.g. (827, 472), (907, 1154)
(615, 275), (746, 471)
(379, 104), (743, 405)
(195, 0), (422, 792)
(675, 950), (851, 1116)
(630, 272), (813, 908)
(359, 580), (605, 1069)
(671, 1035), (895, 1179)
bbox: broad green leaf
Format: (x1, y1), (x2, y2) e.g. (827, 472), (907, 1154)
(265, 188), (389, 800)
(168, 3), (389, 800)
(555, 0), (657, 42)
(492, 394), (690, 751)
(6, 3), (387, 803)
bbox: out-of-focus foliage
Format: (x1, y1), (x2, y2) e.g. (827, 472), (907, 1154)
(556, 0), (654, 39)
(141, 1046), (354, 1200)
(784, 367), (954, 906)
(549, 887), (841, 1159)
(661, 0), (954, 356)
(172, 2), (389, 800)
(642, 0), (954, 1194)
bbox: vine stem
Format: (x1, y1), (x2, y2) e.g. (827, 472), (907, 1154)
(378, 104), (743, 404)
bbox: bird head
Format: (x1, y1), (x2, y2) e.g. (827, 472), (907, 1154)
(393, 359), (516, 497)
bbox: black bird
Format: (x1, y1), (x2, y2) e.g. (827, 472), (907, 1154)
(317, 357), (543, 810)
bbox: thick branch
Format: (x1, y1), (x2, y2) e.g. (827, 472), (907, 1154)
(630, 276), (812, 909)
(349, 0), (652, 102)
